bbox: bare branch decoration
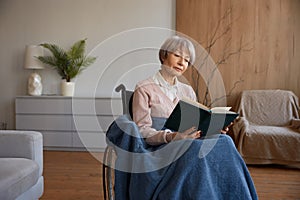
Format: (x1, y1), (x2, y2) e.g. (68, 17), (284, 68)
(186, 6), (253, 107)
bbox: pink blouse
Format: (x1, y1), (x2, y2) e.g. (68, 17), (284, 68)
(132, 74), (197, 145)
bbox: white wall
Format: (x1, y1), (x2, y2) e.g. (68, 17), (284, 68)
(0, 0), (176, 129)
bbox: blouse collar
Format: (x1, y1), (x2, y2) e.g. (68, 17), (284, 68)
(153, 71), (178, 89)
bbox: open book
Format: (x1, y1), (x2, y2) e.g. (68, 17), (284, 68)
(164, 98), (239, 137)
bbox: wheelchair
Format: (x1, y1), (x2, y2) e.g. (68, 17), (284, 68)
(102, 84), (133, 200)
(101, 85), (258, 200)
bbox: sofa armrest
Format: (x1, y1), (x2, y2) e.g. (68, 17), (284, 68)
(231, 117), (249, 145)
(291, 118), (300, 132)
(0, 130), (43, 176)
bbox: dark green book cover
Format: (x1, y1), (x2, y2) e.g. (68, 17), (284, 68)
(164, 100), (239, 137)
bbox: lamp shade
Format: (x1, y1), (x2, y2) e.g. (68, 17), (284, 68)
(24, 45), (44, 69)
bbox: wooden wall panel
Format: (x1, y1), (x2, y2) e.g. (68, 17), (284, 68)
(176, 0), (300, 108)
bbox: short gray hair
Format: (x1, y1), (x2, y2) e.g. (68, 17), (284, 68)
(159, 35), (196, 66)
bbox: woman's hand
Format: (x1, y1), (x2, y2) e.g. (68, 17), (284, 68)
(220, 122), (234, 134)
(167, 127), (201, 142)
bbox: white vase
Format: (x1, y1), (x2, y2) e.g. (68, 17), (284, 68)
(28, 72), (43, 96)
(61, 80), (75, 96)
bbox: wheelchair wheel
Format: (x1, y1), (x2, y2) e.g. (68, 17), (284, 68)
(102, 146), (116, 200)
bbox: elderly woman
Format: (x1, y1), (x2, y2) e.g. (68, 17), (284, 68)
(107, 35), (258, 200)
(132, 35), (203, 145)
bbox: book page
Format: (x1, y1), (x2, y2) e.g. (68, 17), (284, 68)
(211, 107), (234, 114)
(211, 107), (232, 112)
(181, 97), (210, 111)
(181, 97), (232, 112)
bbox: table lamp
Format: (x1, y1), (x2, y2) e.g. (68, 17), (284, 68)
(24, 45), (44, 96)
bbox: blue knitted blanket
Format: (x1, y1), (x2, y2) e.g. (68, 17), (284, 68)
(106, 115), (257, 200)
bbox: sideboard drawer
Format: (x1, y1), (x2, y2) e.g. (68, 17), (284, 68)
(73, 131), (107, 148)
(72, 98), (122, 115)
(16, 115), (73, 131)
(16, 97), (72, 114)
(42, 131), (73, 147)
(73, 115), (116, 132)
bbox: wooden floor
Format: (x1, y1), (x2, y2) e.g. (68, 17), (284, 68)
(40, 151), (300, 200)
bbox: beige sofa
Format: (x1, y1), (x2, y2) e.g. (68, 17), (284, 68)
(0, 130), (44, 200)
(232, 90), (300, 168)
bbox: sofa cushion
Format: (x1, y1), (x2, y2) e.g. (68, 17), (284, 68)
(240, 125), (300, 164)
(0, 158), (39, 200)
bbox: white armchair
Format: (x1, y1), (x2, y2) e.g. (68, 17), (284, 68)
(232, 90), (300, 168)
(0, 130), (44, 200)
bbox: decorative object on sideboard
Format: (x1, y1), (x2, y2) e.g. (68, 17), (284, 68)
(37, 38), (96, 96)
(61, 79), (75, 96)
(24, 45), (44, 96)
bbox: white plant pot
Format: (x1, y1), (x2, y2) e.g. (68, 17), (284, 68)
(61, 81), (75, 96)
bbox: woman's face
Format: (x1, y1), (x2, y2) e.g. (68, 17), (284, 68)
(162, 50), (190, 77)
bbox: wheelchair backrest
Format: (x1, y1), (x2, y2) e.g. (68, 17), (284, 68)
(115, 84), (134, 119)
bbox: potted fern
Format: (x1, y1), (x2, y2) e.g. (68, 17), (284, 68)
(37, 38), (96, 96)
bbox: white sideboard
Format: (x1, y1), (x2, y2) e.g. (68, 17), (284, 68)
(15, 96), (122, 151)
